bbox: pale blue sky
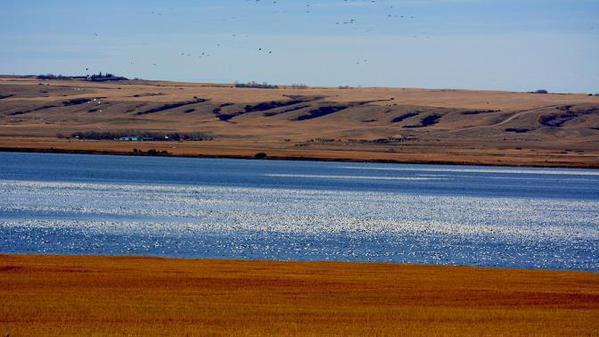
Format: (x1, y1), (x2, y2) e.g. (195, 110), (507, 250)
(1, 0), (598, 92)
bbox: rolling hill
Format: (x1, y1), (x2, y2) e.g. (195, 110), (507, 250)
(1, 76), (598, 167)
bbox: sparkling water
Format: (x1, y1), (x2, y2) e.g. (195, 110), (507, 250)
(1, 152), (598, 270)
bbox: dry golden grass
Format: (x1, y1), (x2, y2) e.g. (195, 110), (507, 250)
(1, 254), (598, 337)
(1, 77), (599, 167)
(1, 136), (598, 168)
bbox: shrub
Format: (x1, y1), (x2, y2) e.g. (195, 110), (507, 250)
(234, 81), (279, 89)
(254, 152), (267, 159)
(70, 131), (213, 141)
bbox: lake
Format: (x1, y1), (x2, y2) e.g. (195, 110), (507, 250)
(1, 152), (598, 270)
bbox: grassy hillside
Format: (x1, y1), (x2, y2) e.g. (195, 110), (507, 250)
(1, 77), (598, 167)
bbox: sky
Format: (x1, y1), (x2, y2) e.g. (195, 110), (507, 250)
(1, 0), (598, 92)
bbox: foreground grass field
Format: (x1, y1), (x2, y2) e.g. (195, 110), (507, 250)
(1, 255), (598, 337)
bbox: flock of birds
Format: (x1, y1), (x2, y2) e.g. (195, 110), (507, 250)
(88, 0), (417, 76)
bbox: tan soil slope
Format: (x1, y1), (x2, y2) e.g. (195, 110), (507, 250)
(1, 77), (598, 167)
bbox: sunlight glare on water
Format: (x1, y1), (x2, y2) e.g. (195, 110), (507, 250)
(1, 152), (598, 270)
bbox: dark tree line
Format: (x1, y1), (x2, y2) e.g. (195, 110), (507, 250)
(37, 72), (128, 82)
(61, 131), (213, 141)
(234, 81), (279, 89)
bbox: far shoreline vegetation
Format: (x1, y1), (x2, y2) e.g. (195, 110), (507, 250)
(3, 147), (599, 169)
(60, 130), (214, 142)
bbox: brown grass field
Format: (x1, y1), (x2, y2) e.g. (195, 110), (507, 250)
(1, 76), (599, 167)
(1, 254), (598, 337)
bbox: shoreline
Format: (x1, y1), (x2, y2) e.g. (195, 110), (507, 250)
(2, 145), (598, 169)
(1, 254), (598, 337)
(4, 251), (599, 273)
(4, 252), (598, 273)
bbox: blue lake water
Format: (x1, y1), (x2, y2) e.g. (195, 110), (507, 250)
(1, 152), (598, 270)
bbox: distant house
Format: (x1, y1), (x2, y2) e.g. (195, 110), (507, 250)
(119, 136), (143, 142)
